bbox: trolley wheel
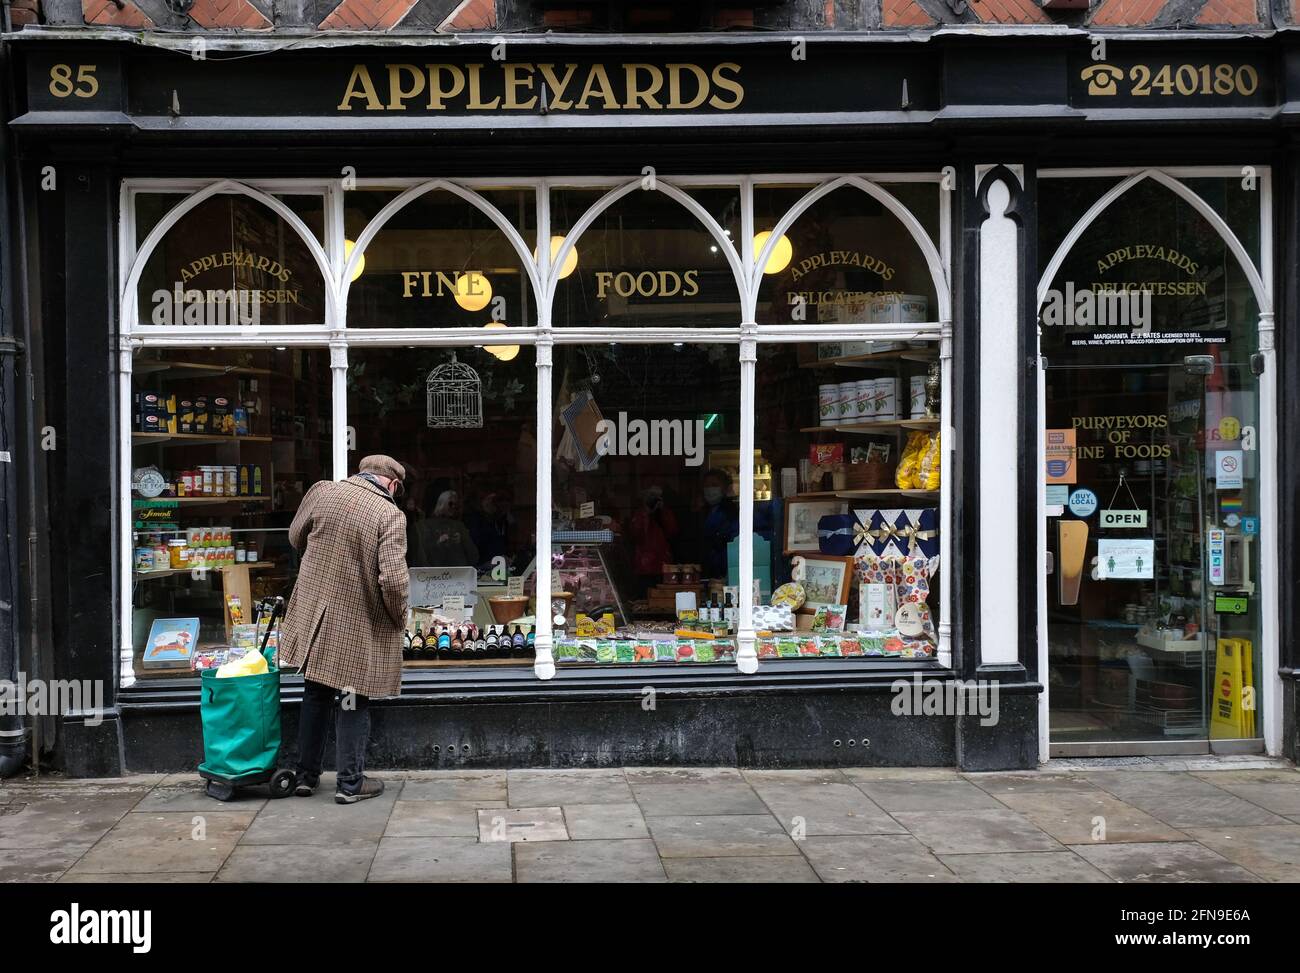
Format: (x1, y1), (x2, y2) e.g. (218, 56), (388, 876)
(205, 780), (237, 802)
(269, 769), (296, 799)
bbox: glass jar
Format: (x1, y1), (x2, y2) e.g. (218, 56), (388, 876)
(168, 539), (189, 569)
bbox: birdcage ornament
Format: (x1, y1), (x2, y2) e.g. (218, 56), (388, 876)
(426, 354), (483, 429)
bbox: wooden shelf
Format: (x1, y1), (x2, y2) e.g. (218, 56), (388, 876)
(801, 419), (939, 434)
(836, 489), (939, 499)
(402, 657), (532, 667)
(133, 432), (272, 446)
(135, 360), (277, 379)
(136, 495), (271, 505)
(800, 349), (937, 369)
(133, 561), (276, 580)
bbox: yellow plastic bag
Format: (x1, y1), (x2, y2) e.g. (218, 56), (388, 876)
(895, 431), (925, 489)
(918, 432), (942, 490)
(216, 649), (269, 679)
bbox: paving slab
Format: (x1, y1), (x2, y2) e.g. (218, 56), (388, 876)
(398, 773), (507, 802)
(136, 783), (269, 814)
(386, 800), (505, 838)
(988, 790), (1188, 844)
(66, 810), (256, 875)
(742, 769), (851, 786)
(238, 787), (399, 845)
(631, 781), (768, 816)
(647, 813), (801, 858)
(1192, 778), (1300, 817)
(799, 834), (958, 883)
(855, 779), (1007, 813)
(215, 840), (378, 883)
(1086, 772), (1289, 828)
(514, 838), (667, 882)
(893, 809), (1061, 855)
(0, 847), (81, 883)
(1071, 841), (1261, 883)
(0, 795), (143, 851)
(663, 855), (821, 883)
(368, 836), (512, 883)
(507, 769), (633, 806)
(59, 872), (214, 883)
(562, 803), (649, 840)
(965, 773), (1103, 797)
(477, 806), (568, 843)
(840, 767), (961, 782)
(939, 852), (1113, 883)
(749, 780), (906, 835)
(624, 767), (746, 784)
(1184, 825), (1300, 883)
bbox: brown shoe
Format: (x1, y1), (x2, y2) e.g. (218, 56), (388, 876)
(335, 776), (385, 805)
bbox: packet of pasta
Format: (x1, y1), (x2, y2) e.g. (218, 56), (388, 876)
(895, 431), (925, 489)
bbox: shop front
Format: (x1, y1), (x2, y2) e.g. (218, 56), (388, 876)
(8, 31), (1295, 775)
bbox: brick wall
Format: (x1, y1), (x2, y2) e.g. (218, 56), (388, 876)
(40, 0), (1274, 32)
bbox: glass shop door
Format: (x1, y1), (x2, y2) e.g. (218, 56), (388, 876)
(1045, 356), (1263, 754)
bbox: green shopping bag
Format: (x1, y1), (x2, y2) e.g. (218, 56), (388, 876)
(198, 663), (282, 780)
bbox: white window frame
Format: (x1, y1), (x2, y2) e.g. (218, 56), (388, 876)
(116, 172), (954, 687)
(1035, 165), (1278, 757)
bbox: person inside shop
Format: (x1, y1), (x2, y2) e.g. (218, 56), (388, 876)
(415, 489), (480, 568)
(629, 484), (679, 596)
(694, 468), (740, 582)
(279, 454), (409, 805)
(466, 489), (513, 571)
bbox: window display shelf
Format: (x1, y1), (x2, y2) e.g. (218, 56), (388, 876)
(133, 432), (273, 446)
(799, 349), (937, 369)
(135, 360), (277, 379)
(836, 488), (939, 500)
(134, 561), (276, 580)
(801, 420), (939, 434)
(163, 496), (271, 505)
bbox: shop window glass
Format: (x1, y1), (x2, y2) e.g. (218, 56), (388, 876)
(751, 339), (942, 661)
(348, 345), (538, 668)
(550, 343), (741, 664)
(344, 188), (537, 330)
(135, 193), (327, 327)
(754, 182), (940, 327)
(1039, 175), (1265, 743)
(129, 348), (332, 681)
(549, 186), (742, 328)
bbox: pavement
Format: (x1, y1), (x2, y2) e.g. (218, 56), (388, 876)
(2, 756), (1299, 883)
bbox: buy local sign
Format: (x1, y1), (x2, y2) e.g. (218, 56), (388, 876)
(1100, 508), (1148, 529)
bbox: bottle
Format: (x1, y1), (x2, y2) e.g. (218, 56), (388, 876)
(411, 624), (425, 660)
(451, 626), (465, 657)
(402, 629), (413, 662)
(724, 592), (737, 634)
(472, 625), (487, 656)
(485, 625), (499, 658)
(511, 624), (526, 658)
(437, 624), (452, 659)
(525, 625), (535, 657)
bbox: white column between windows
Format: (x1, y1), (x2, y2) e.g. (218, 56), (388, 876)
(118, 336), (137, 688)
(737, 321), (758, 674)
(533, 337), (555, 680)
(977, 169), (1021, 667)
(329, 338), (348, 481)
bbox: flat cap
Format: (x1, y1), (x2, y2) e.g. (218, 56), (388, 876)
(358, 454), (407, 496)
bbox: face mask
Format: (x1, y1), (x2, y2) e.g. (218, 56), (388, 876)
(703, 487), (724, 504)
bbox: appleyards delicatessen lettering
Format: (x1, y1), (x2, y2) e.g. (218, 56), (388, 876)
(337, 62), (745, 112)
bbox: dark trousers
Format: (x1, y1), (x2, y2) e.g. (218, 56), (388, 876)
(295, 679), (370, 794)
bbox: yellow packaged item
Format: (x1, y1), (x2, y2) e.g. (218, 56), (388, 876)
(770, 581), (807, 609)
(918, 432), (942, 490)
(216, 649), (268, 679)
(896, 431), (926, 489)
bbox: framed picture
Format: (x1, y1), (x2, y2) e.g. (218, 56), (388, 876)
(783, 499), (848, 555)
(795, 554), (854, 609)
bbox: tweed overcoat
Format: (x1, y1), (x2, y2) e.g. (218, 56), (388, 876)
(279, 475), (409, 698)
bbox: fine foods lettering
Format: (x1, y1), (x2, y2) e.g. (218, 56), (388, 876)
(338, 62), (744, 112)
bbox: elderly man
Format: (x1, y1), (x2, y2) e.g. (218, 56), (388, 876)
(280, 455), (409, 805)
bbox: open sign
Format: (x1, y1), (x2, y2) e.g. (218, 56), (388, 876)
(1100, 508), (1147, 529)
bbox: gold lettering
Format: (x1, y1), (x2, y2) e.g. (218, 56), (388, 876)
(537, 63), (578, 110)
(465, 64), (501, 110)
(708, 63), (743, 110)
(575, 64), (620, 110)
(426, 64), (465, 110)
(402, 272), (421, 298)
(623, 64), (665, 109)
(338, 64), (383, 111)
(666, 63), (709, 110)
(386, 64), (426, 110)
(502, 64), (538, 109)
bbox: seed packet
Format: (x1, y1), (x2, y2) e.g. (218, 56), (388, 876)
(799, 638), (820, 657)
(695, 642), (717, 664)
(839, 637), (863, 657)
(615, 641), (636, 664)
(596, 642), (617, 663)
(758, 640), (778, 659)
(654, 640), (676, 662)
(882, 636), (905, 657)
(777, 638), (800, 659)
(860, 634), (886, 656)
(634, 643), (655, 662)
(554, 640), (579, 662)
(574, 640), (598, 661)
(818, 636), (842, 657)
(675, 641), (697, 663)
(714, 641), (736, 663)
